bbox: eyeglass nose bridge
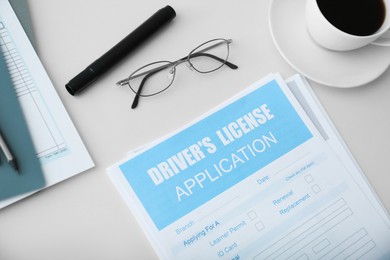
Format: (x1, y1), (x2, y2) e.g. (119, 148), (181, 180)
(171, 58), (195, 72)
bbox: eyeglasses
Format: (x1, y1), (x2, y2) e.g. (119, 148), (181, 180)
(116, 38), (238, 109)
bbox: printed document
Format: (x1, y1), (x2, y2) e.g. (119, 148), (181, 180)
(0, 0), (94, 208)
(108, 74), (390, 259)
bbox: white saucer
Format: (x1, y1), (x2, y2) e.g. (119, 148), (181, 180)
(269, 0), (390, 88)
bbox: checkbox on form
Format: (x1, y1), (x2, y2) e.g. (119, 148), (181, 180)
(304, 174), (314, 184)
(312, 184), (321, 193)
(247, 210), (258, 220)
(255, 221), (265, 231)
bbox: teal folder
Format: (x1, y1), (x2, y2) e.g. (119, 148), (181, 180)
(0, 51), (45, 200)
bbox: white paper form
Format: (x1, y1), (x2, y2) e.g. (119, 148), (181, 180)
(108, 74), (390, 259)
(0, 0), (94, 208)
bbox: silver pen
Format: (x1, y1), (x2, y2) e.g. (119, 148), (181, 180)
(0, 131), (18, 174)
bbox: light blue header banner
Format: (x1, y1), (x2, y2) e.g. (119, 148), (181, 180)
(120, 79), (312, 230)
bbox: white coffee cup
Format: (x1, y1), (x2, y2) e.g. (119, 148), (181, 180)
(306, 0), (390, 51)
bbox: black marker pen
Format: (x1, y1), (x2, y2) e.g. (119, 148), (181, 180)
(66, 5), (176, 95)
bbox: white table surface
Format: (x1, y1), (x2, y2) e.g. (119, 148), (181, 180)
(0, 0), (389, 259)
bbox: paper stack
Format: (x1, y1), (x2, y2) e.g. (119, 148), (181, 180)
(108, 74), (390, 259)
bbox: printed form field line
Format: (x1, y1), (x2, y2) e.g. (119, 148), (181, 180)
(199, 196), (240, 221)
(317, 228), (374, 260)
(253, 198), (349, 259)
(354, 241), (377, 259)
(270, 208), (354, 259)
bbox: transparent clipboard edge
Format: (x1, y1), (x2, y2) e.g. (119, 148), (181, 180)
(0, 16), (69, 165)
(286, 74), (390, 223)
(0, 0), (93, 209)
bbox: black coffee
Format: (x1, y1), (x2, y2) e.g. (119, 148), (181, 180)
(317, 0), (386, 36)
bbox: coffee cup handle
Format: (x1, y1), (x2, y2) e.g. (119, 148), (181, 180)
(371, 30), (390, 46)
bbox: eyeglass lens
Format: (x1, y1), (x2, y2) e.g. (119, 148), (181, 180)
(128, 61), (176, 97)
(188, 39), (229, 73)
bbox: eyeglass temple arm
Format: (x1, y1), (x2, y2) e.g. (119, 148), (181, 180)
(131, 66), (167, 109)
(131, 75), (148, 109)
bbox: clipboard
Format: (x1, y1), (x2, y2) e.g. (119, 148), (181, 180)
(0, 51), (45, 201)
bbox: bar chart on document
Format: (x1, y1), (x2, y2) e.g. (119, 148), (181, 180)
(0, 21), (67, 164)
